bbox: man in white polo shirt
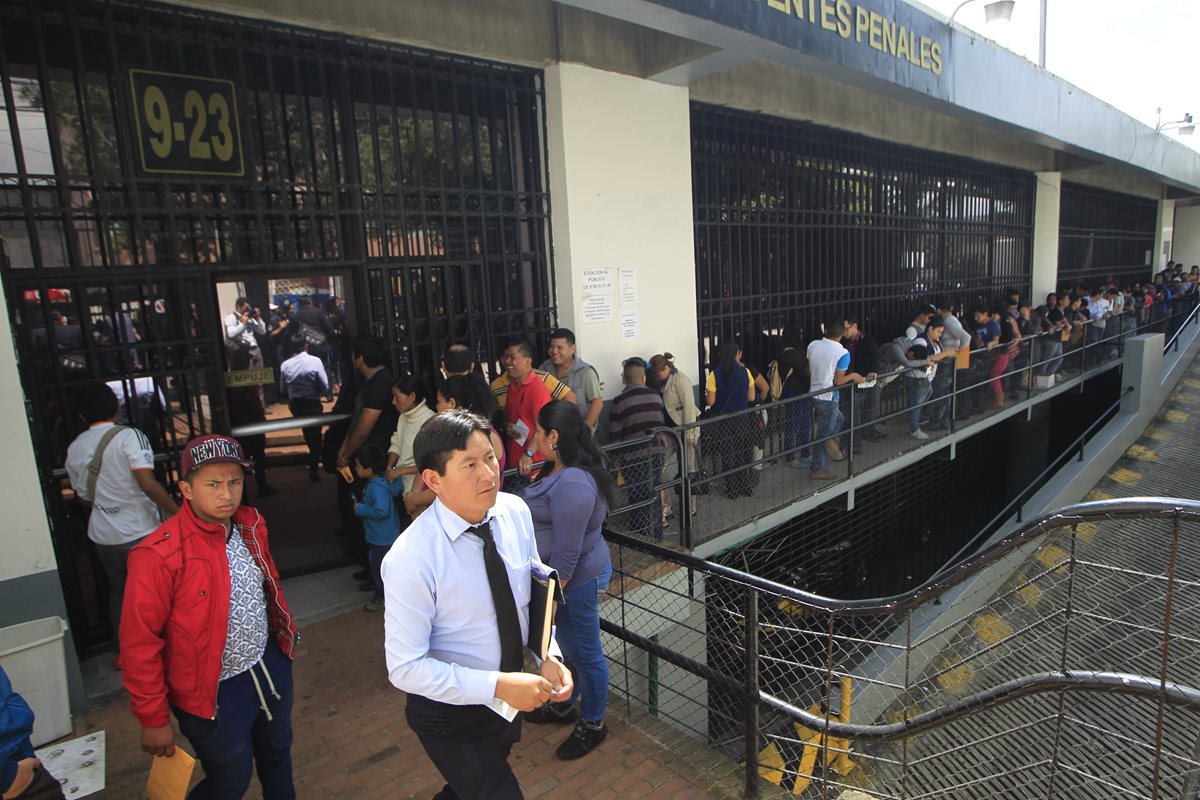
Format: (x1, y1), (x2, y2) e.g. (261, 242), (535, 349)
(806, 318), (868, 479)
(65, 385), (178, 667)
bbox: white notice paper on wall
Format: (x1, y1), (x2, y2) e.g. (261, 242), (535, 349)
(620, 309), (639, 341)
(581, 268), (613, 295)
(619, 267), (638, 306)
(582, 295), (613, 323)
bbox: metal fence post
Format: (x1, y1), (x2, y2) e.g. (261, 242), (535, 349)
(847, 385), (855, 478)
(743, 586), (761, 799)
(950, 363), (958, 435)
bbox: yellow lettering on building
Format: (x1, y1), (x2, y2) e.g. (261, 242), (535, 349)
(751, 0), (946, 77)
(820, 0), (838, 31)
(896, 25), (910, 61)
(836, 0), (853, 38)
(767, 0), (803, 18)
(868, 11), (883, 50)
(882, 17), (898, 56)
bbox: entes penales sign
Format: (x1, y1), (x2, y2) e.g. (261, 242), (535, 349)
(758, 0), (943, 75)
(647, 0), (948, 89)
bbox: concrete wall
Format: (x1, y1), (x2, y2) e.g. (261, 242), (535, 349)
(543, 63), (700, 390)
(689, 60), (1056, 174)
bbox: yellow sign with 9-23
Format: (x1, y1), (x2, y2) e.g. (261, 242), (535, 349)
(129, 69), (245, 177)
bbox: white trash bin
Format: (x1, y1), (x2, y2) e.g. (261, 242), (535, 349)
(0, 616), (71, 746)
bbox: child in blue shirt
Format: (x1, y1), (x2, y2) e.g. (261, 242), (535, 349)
(353, 443), (405, 612)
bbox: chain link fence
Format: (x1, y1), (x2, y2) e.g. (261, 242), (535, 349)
(599, 498), (1200, 798)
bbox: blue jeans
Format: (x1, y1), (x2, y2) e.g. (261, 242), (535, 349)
(928, 370), (953, 426)
(781, 392), (809, 462)
(174, 641), (295, 800)
(904, 377), (932, 434)
(556, 564), (612, 724)
(1041, 340), (1063, 375)
(810, 399), (843, 472)
(368, 543), (390, 601)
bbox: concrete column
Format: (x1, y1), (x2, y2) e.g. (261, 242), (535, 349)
(1174, 205), (1200, 266)
(1031, 171), (1061, 302)
(0, 286), (85, 706)
(1121, 333), (1165, 416)
(543, 62), (699, 394)
(1152, 198), (1176, 273)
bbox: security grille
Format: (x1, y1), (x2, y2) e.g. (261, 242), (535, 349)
(1058, 182), (1156, 288)
(691, 103), (1034, 369)
(0, 0), (553, 652)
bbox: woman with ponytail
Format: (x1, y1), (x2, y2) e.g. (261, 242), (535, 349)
(522, 399), (615, 760)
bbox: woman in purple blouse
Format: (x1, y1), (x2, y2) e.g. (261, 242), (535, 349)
(523, 400), (615, 760)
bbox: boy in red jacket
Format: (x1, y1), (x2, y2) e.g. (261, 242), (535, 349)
(121, 434), (300, 800)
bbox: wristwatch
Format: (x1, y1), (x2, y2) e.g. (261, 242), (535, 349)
(524, 448), (535, 458)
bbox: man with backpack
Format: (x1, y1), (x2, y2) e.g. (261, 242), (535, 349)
(64, 385), (178, 668)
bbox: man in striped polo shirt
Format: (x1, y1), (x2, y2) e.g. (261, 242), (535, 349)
(608, 358), (667, 541)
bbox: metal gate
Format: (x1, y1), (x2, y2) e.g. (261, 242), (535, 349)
(0, 0), (554, 653)
(691, 103), (1034, 369)
(1058, 182), (1156, 289)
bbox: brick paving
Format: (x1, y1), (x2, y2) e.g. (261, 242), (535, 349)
(77, 607), (747, 799)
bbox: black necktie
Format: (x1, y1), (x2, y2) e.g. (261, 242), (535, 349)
(469, 520), (524, 673)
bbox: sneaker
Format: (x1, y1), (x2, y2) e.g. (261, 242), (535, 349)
(824, 440), (845, 461)
(556, 721), (608, 760)
(525, 700), (577, 724)
(308, 468), (321, 483)
(363, 597), (384, 612)
(911, 429), (930, 440)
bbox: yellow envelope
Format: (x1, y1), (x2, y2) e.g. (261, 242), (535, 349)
(147, 748), (196, 800)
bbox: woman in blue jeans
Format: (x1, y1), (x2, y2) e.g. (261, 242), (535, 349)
(523, 399), (615, 760)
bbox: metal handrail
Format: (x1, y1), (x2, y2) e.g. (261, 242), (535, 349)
(1163, 294), (1200, 353)
(935, 385), (1135, 572)
(601, 497), (1200, 793)
(230, 412), (350, 438)
(605, 497), (1200, 616)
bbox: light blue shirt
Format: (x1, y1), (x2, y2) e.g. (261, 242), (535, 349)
(381, 492), (560, 714)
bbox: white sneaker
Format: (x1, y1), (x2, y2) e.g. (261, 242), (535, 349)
(911, 429), (930, 440)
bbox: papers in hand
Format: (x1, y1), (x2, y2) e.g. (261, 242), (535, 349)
(856, 379), (877, 389)
(487, 697), (520, 722)
(510, 418), (531, 446)
(147, 748), (196, 800)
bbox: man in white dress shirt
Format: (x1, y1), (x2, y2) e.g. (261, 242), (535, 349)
(382, 410), (573, 800)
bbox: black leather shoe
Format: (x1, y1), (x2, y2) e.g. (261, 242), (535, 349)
(524, 701), (576, 724)
(556, 721), (607, 760)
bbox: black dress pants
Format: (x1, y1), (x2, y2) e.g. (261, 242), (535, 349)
(405, 695), (523, 800)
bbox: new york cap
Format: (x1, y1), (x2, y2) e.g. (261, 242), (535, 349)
(180, 434), (253, 479)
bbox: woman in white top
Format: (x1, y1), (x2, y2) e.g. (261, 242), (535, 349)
(384, 374), (435, 493)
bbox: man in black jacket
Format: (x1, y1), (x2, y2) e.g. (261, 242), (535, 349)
(842, 316), (884, 444)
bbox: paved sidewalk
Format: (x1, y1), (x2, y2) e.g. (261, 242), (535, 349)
(78, 607), (746, 799)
